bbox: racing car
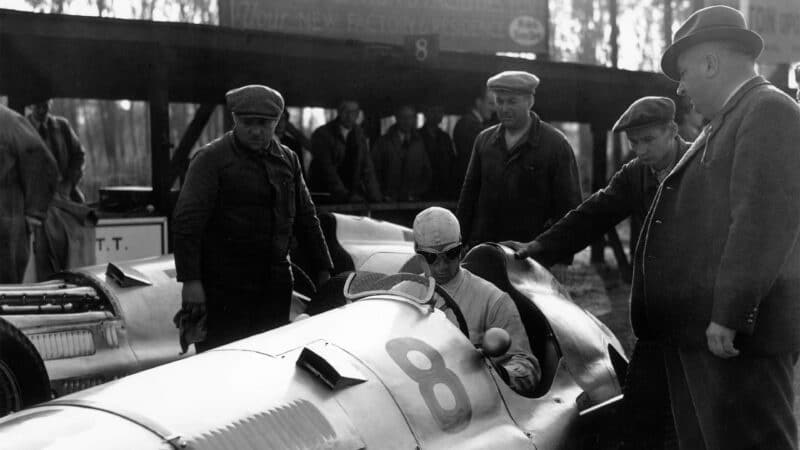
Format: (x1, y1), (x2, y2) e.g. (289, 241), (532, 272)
(0, 213), (420, 417)
(0, 218), (628, 448)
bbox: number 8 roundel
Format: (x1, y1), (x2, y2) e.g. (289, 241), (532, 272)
(386, 337), (473, 432)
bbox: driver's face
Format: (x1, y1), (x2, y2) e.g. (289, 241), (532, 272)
(419, 248), (462, 285)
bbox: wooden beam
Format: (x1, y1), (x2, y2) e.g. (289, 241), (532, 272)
(169, 103), (216, 186)
(149, 46), (171, 217)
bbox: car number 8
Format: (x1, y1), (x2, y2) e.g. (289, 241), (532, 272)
(386, 337), (472, 432)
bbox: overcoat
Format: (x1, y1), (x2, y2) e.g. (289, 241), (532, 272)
(0, 105), (58, 283)
(371, 125), (431, 201)
(632, 77), (800, 355)
(457, 112), (582, 246)
(26, 113), (85, 200)
(309, 119), (381, 202)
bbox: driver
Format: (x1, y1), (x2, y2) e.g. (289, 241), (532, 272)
(413, 207), (541, 395)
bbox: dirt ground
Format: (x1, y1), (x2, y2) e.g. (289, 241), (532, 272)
(557, 248), (800, 431)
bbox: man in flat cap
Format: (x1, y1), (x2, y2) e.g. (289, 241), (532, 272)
(503, 96), (689, 448)
(173, 85), (333, 352)
(634, 6), (800, 449)
(457, 71), (581, 253)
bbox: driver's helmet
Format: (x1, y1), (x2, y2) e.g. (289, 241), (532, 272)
(413, 207), (461, 252)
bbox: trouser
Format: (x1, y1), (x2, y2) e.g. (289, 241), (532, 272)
(620, 339), (678, 450)
(196, 280), (293, 353)
(662, 346), (798, 450)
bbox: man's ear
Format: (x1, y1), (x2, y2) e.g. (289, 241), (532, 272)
(704, 52), (720, 78)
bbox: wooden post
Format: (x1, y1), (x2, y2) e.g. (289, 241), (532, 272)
(664, 0), (673, 46)
(590, 123), (608, 263)
(609, 0), (619, 67)
(149, 46), (171, 218)
(169, 103), (216, 186)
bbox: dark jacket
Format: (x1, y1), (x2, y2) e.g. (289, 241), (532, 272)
(0, 105), (58, 283)
(632, 77), (800, 355)
(309, 119), (381, 202)
(372, 125), (432, 201)
(173, 132), (333, 291)
(452, 111), (484, 190)
(27, 113), (85, 201)
(534, 138), (689, 266)
(419, 124), (458, 200)
(457, 112), (582, 246)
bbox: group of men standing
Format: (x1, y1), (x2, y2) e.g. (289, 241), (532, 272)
(0, 99), (91, 285)
(306, 94), (495, 204)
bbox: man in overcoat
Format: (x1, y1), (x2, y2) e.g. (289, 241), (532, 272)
(372, 105), (431, 201)
(456, 71), (581, 248)
(27, 99), (95, 279)
(635, 6), (800, 449)
(0, 104), (58, 283)
(173, 85), (333, 352)
(309, 100), (381, 203)
(419, 105), (458, 200)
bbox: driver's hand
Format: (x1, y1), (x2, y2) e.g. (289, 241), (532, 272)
(181, 280), (207, 318)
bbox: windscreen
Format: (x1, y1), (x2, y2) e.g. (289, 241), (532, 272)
(343, 272), (435, 304)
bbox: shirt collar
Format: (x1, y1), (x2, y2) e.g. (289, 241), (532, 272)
(721, 75), (759, 112)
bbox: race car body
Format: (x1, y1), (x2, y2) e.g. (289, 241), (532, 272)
(0, 213), (421, 416)
(0, 244), (627, 449)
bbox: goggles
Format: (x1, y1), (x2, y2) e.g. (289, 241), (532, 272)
(415, 244), (463, 264)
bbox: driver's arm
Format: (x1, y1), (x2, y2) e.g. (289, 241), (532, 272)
(487, 293), (541, 396)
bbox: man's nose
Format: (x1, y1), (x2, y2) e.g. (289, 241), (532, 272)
(677, 83), (686, 96)
(431, 258), (447, 270)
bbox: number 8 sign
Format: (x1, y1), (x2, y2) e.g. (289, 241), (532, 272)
(386, 337), (472, 432)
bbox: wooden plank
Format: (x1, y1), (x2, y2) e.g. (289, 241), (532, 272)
(148, 46), (171, 217)
(169, 103), (216, 186)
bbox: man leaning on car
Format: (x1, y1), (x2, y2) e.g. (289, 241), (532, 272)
(173, 85), (333, 352)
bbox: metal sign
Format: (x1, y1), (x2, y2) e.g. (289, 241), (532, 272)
(225, 0), (549, 56)
(95, 217), (168, 264)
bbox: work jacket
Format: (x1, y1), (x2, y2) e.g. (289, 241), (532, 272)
(173, 132), (332, 292)
(457, 112), (582, 246)
(534, 138), (689, 266)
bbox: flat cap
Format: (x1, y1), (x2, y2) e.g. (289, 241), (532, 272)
(612, 96), (676, 133)
(486, 71), (540, 95)
(225, 85), (285, 119)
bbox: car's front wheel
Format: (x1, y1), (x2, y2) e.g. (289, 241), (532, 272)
(0, 318), (51, 417)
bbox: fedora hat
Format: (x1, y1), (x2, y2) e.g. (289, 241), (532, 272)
(661, 5), (763, 81)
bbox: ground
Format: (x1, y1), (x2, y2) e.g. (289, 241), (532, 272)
(558, 247), (800, 430)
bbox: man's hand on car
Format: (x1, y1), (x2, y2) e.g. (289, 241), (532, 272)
(501, 240), (543, 261)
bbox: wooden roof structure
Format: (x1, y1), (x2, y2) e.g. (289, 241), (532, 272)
(0, 8), (679, 215)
